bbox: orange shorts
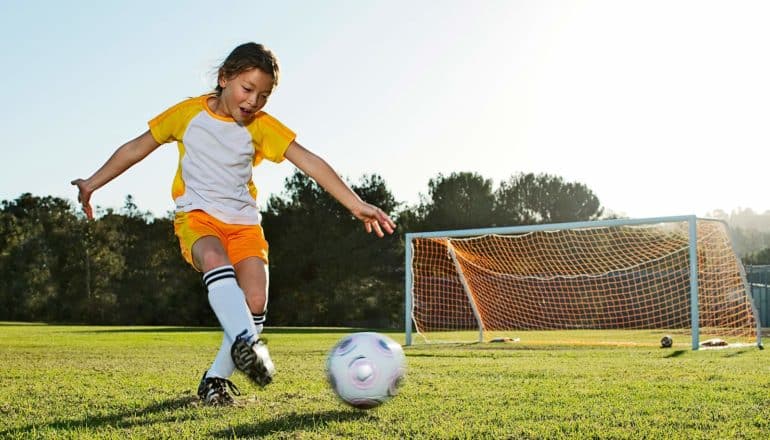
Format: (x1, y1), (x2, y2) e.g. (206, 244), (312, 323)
(173, 210), (269, 271)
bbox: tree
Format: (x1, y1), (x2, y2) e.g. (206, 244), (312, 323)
(0, 169), (605, 326)
(416, 172), (496, 231)
(731, 227), (770, 258)
(84, 196), (208, 325)
(409, 171), (605, 233)
(494, 172), (603, 225)
(744, 248), (770, 265)
(0, 194), (83, 322)
(262, 171), (402, 327)
(0, 193), (212, 325)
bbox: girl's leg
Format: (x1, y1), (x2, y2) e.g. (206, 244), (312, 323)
(207, 333), (235, 379)
(229, 256), (274, 385)
(193, 236), (259, 345)
(207, 257), (269, 379)
(196, 239), (275, 387)
(234, 256), (270, 333)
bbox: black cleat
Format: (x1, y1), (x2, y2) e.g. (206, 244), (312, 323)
(197, 371), (240, 406)
(231, 330), (276, 387)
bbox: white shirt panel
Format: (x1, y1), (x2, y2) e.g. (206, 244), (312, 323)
(175, 112), (262, 225)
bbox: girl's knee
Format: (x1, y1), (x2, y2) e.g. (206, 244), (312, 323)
(242, 287), (267, 313)
(193, 238), (230, 272)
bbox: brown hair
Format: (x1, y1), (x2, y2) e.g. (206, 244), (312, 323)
(215, 42), (279, 96)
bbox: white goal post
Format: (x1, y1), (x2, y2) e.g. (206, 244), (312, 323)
(404, 215), (762, 350)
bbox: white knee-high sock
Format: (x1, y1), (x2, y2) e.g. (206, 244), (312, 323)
(252, 312), (266, 335)
(207, 312), (266, 379)
(208, 334), (236, 379)
(204, 265), (257, 345)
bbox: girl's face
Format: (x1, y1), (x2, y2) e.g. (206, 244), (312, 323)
(216, 68), (275, 125)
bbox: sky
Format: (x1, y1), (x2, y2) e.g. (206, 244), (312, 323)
(1, 0), (768, 221)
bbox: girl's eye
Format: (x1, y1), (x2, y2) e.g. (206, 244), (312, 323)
(243, 87), (252, 92)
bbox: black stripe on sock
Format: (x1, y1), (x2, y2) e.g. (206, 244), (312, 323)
(253, 313), (266, 325)
(203, 266), (236, 287)
(204, 273), (236, 287)
(203, 266), (235, 281)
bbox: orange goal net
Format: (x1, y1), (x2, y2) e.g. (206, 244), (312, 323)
(405, 216), (761, 348)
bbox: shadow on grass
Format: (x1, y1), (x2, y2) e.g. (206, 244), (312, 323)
(74, 326), (381, 335)
(266, 327), (382, 335)
(0, 395), (198, 437)
(212, 409), (371, 439)
(2, 395), (371, 438)
(73, 327), (219, 334)
(664, 350), (687, 358)
(722, 349), (751, 358)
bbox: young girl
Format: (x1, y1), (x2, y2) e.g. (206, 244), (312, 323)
(71, 42), (396, 406)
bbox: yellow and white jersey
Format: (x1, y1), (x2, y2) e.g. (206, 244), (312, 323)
(148, 95), (296, 225)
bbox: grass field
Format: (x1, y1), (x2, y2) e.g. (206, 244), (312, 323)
(1, 323), (768, 439)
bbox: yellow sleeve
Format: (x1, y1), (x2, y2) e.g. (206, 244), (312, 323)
(147, 97), (204, 144)
(249, 112), (297, 165)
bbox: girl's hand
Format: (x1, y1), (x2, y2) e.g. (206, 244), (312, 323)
(70, 178), (94, 220)
(352, 202), (396, 237)
(284, 141), (396, 237)
(68, 130), (161, 221)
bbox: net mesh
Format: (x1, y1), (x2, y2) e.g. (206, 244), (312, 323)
(409, 219), (758, 345)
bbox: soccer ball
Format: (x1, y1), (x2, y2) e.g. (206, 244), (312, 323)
(660, 335), (673, 348)
(326, 332), (406, 409)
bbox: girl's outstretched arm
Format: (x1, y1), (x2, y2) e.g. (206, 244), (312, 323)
(284, 140), (396, 237)
(71, 130), (161, 219)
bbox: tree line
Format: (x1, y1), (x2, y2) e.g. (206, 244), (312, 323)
(9, 170), (741, 328)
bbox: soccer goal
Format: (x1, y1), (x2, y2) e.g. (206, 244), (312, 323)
(404, 216), (762, 349)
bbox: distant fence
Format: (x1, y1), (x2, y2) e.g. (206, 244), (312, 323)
(746, 265), (770, 327)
